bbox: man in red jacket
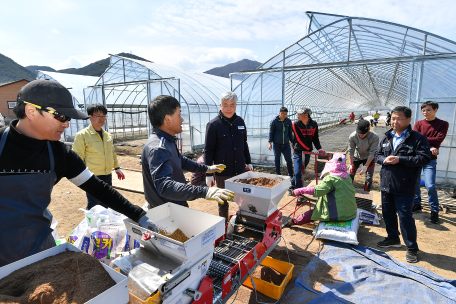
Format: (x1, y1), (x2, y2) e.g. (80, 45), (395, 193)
(412, 101), (449, 224)
(290, 107), (325, 193)
(349, 112), (355, 123)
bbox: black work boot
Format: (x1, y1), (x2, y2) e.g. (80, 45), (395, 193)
(377, 237), (402, 248)
(406, 249), (419, 263)
(412, 204), (422, 213)
(430, 211), (439, 224)
(288, 187), (296, 196)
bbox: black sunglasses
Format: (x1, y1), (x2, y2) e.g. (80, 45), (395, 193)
(24, 101), (72, 122)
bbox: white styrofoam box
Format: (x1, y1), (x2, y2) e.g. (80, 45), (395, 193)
(225, 171), (290, 217)
(0, 242), (128, 304)
(124, 203), (225, 264)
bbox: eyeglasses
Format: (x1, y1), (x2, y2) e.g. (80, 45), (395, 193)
(92, 115), (107, 119)
(23, 101), (71, 122)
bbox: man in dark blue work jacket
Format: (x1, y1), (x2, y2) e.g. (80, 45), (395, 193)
(268, 107), (293, 177)
(142, 95), (234, 210)
(204, 92), (252, 221)
(375, 106), (431, 264)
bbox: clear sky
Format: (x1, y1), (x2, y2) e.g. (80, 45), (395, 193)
(1, 0), (456, 72)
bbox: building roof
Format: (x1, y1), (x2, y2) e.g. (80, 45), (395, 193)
(0, 79), (29, 88)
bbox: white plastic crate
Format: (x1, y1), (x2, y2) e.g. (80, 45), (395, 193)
(225, 171), (290, 217)
(124, 202), (225, 264)
(0, 242), (129, 304)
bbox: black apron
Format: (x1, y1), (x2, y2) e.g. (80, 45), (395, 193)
(0, 128), (57, 266)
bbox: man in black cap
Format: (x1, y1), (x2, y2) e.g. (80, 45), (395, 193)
(0, 80), (156, 267)
(347, 120), (379, 191)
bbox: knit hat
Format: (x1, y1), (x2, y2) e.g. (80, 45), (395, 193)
(320, 153), (348, 179)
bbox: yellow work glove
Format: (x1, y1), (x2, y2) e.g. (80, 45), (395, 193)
(207, 164), (226, 174)
(205, 187), (235, 204)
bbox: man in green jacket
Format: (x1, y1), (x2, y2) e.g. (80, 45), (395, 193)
(292, 153), (357, 223)
(72, 103), (125, 209)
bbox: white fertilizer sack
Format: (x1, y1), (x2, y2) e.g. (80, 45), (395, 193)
(359, 209), (381, 225)
(313, 211), (361, 245)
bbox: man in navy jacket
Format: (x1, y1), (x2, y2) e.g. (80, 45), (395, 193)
(268, 107), (293, 178)
(142, 95), (234, 209)
(375, 106), (431, 263)
(205, 92), (252, 221)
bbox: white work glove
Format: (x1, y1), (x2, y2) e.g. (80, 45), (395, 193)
(348, 165), (353, 173)
(246, 164), (253, 171)
(138, 215), (158, 232)
(311, 149), (320, 154)
(207, 164), (226, 174)
(206, 176), (215, 187)
(115, 168), (125, 180)
(206, 187), (235, 204)
(357, 165), (368, 175)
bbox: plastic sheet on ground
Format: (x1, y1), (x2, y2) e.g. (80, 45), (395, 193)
(282, 242), (456, 304)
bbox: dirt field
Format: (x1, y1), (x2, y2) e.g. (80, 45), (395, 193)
(48, 153), (456, 303)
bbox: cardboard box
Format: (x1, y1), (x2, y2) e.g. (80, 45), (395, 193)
(0, 242), (129, 304)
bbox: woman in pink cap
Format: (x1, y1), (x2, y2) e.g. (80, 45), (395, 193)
(291, 153), (357, 225)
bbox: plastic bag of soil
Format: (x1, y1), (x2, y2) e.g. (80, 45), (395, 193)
(313, 211), (361, 245)
(51, 217), (61, 244)
(66, 218), (91, 250)
(91, 222), (124, 264)
(67, 206), (130, 264)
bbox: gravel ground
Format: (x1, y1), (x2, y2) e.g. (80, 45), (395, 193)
(318, 123), (356, 152)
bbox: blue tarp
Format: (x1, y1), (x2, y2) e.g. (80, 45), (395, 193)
(283, 242), (456, 303)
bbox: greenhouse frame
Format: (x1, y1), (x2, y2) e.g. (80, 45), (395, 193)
(83, 55), (230, 152)
(37, 11), (456, 185)
(230, 11), (456, 185)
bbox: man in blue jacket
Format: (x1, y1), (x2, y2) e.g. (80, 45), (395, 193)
(268, 107), (293, 178)
(205, 92), (252, 221)
(375, 106), (431, 263)
(142, 95), (234, 209)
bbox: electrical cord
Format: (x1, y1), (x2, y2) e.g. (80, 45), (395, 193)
(228, 259), (242, 304)
(244, 235), (291, 304)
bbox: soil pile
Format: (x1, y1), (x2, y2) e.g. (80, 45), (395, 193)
(252, 265), (286, 286)
(158, 228), (190, 242)
(0, 251), (116, 304)
(235, 177), (282, 188)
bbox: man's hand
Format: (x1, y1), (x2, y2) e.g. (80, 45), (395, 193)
(138, 215), (158, 232)
(268, 142), (272, 151)
(357, 165), (368, 175)
(207, 164), (226, 174)
(206, 176), (215, 187)
(348, 164), (353, 173)
(206, 187), (235, 204)
(246, 164), (253, 171)
(311, 149), (319, 154)
(430, 147), (439, 156)
(115, 168), (125, 180)
(384, 156), (399, 165)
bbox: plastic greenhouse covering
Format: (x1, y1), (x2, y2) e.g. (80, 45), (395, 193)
(35, 12), (456, 185)
(230, 12), (456, 184)
(82, 55), (230, 152)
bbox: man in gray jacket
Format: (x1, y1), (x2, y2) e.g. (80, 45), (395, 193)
(348, 120), (379, 191)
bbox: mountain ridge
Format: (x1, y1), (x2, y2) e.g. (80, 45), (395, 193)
(204, 59), (262, 78)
